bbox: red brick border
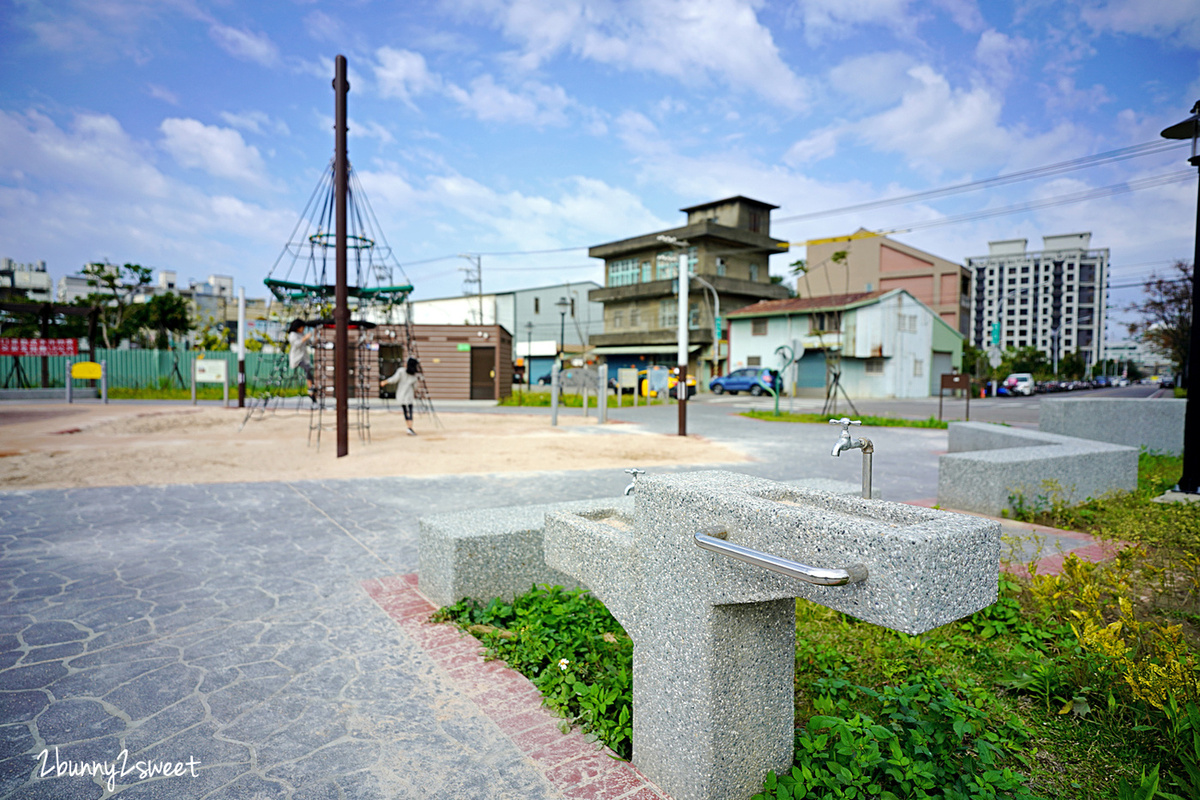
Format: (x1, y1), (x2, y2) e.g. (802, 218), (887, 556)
(362, 574), (671, 800)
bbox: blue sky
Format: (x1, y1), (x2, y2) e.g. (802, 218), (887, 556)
(2, 0), (1198, 338)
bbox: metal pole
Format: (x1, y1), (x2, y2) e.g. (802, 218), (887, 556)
(100, 359), (107, 404)
(1180, 159), (1200, 492)
(66, 358), (72, 404)
(598, 363), (608, 424)
(237, 287), (246, 408)
(677, 252), (688, 436)
(550, 361), (560, 426)
(333, 54), (350, 458)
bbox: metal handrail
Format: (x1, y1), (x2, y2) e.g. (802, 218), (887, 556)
(694, 531), (868, 586)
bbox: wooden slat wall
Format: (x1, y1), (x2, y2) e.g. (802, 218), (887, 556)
(372, 324), (512, 400)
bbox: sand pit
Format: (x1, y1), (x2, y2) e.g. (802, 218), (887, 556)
(0, 403), (748, 489)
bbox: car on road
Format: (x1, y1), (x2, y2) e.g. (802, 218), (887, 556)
(1002, 372), (1035, 396)
(709, 368), (781, 397)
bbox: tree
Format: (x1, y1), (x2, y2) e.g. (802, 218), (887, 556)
(82, 261), (152, 348)
(1127, 260), (1192, 381)
(128, 292), (191, 349)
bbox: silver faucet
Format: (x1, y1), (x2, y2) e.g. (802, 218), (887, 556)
(829, 418), (874, 498)
(624, 467), (645, 496)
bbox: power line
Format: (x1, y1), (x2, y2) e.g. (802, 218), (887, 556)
(772, 139), (1187, 226)
(886, 170), (1194, 235)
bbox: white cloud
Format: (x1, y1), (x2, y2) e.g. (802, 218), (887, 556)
(784, 128), (839, 165)
(146, 84), (179, 105)
(828, 51), (920, 107)
(352, 120), (396, 145)
(973, 30), (1030, 88)
(374, 47), (442, 105)
(208, 24), (279, 67)
(460, 0), (809, 110)
(445, 76), (573, 126)
(159, 118), (268, 184)
(0, 109), (294, 284)
(1081, 0), (1200, 48)
(219, 110), (290, 137)
(795, 0), (916, 42)
(848, 65), (1076, 173)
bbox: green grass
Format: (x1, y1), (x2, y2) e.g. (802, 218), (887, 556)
(500, 390), (667, 409)
(434, 453), (1200, 799)
(741, 410), (950, 428)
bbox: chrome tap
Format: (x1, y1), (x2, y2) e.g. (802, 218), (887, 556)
(624, 467), (645, 496)
(829, 418), (874, 498)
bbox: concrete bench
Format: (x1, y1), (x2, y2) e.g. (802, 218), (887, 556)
(1040, 396), (1184, 455)
(417, 478), (868, 609)
(937, 422), (1137, 516)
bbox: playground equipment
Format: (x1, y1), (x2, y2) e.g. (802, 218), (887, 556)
(248, 155), (437, 441)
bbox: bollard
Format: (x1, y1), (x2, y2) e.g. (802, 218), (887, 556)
(65, 358), (73, 404)
(100, 359), (108, 404)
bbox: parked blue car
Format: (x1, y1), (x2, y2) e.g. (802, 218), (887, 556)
(708, 368), (781, 396)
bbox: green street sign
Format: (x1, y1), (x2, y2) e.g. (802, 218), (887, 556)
(456, 343), (471, 351)
(715, 316), (722, 340)
(990, 322), (1000, 346)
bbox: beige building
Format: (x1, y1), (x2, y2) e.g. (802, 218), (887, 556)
(802, 230), (971, 336)
(588, 196), (790, 383)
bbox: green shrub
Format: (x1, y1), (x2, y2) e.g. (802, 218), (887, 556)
(434, 585), (633, 757)
(755, 673), (1039, 800)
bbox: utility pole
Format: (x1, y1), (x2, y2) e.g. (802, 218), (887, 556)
(459, 254), (483, 324)
(333, 54), (350, 458)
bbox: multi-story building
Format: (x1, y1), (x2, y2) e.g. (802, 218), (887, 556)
(802, 231), (971, 336)
(392, 281), (604, 384)
(966, 233), (1109, 369)
(1105, 339), (1171, 378)
(1, 258), (53, 302)
(587, 196), (790, 383)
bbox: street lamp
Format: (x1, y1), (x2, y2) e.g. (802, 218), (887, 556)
(1161, 100), (1200, 493)
(657, 234), (690, 436)
(692, 273), (720, 380)
(524, 321), (534, 391)
(555, 296), (570, 364)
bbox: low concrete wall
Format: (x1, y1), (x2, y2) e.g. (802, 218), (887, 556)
(417, 478), (869, 609)
(0, 388), (96, 400)
(1040, 397), (1184, 455)
(938, 422), (1137, 516)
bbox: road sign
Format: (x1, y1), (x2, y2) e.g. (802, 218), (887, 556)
(990, 322), (1001, 346)
(715, 316), (722, 340)
(987, 347), (1002, 368)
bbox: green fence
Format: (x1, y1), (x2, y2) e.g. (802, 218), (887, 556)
(0, 349), (289, 390)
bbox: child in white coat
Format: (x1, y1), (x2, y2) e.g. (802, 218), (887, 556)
(381, 357), (421, 435)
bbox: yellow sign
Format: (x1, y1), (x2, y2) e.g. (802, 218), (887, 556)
(71, 362), (103, 380)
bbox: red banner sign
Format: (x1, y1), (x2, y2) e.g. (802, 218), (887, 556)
(0, 338), (80, 357)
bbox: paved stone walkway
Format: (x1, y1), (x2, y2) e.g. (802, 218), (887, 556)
(0, 406), (1136, 799)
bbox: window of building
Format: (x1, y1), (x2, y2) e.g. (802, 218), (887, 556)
(810, 312), (836, 333)
(749, 264), (759, 282)
(656, 252), (678, 280)
(612, 311), (624, 329)
(689, 303), (700, 330)
(865, 359), (884, 374)
(688, 247), (698, 274)
(715, 258), (727, 277)
(898, 313), (918, 333)
(570, 297), (576, 317)
(659, 299), (677, 328)
(641, 261), (653, 282)
(752, 318), (768, 336)
(534, 297), (540, 314)
(747, 356), (761, 366)
(609, 258), (639, 287)
(630, 307), (641, 327)
(913, 359), (924, 377)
